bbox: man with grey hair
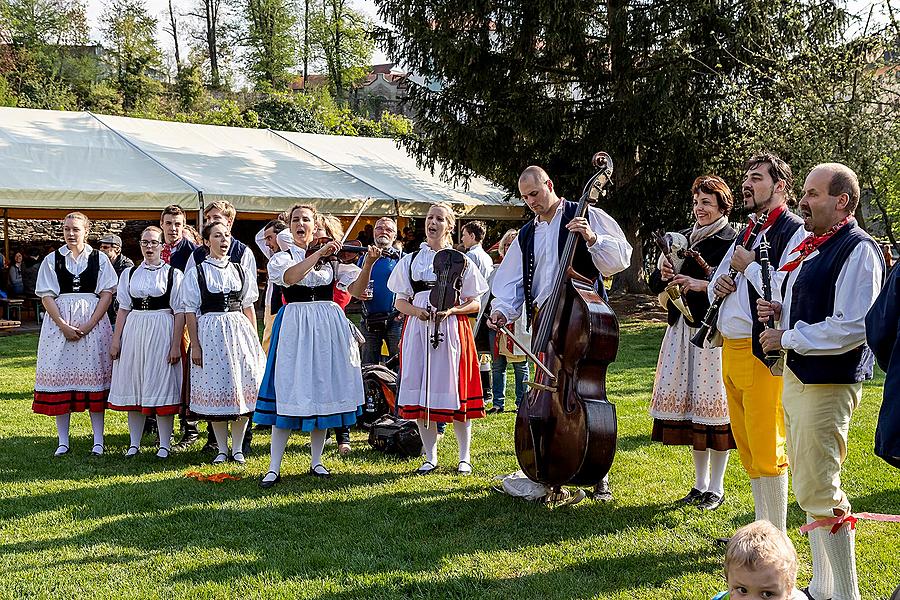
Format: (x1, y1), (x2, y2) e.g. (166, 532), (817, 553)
(348, 217), (404, 364)
(757, 162), (884, 600)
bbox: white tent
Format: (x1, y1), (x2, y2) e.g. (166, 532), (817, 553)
(0, 107), (522, 220)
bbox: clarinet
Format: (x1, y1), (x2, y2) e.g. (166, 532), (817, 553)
(690, 209), (770, 348)
(758, 235), (781, 366)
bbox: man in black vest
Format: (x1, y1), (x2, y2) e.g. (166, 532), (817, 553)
(710, 152), (804, 535)
(99, 234), (134, 327)
(757, 164), (883, 600)
(489, 165), (632, 502)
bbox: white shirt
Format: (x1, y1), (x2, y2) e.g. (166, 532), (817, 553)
(768, 238), (883, 355)
(490, 201), (632, 321)
(181, 256), (259, 315)
(254, 226), (293, 307)
(184, 239), (258, 284)
(709, 218), (807, 339)
(387, 243), (489, 303)
(467, 243), (494, 310)
(35, 245), (118, 298)
(116, 262), (184, 313)
(267, 245), (336, 288)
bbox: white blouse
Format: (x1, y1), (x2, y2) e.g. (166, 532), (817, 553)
(35, 245), (118, 298)
(387, 243), (489, 303)
(181, 256), (258, 314)
(267, 246), (336, 288)
(116, 262), (184, 313)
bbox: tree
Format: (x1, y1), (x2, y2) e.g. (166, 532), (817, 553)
(241, 0), (297, 90)
(187, 0), (236, 88)
(101, 0), (163, 111)
(162, 0), (183, 69)
(307, 0), (374, 103)
(375, 0), (886, 292)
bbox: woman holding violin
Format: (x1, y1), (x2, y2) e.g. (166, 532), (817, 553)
(387, 203), (489, 475)
(254, 204), (364, 487)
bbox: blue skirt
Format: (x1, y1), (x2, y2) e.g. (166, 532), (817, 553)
(253, 306), (361, 431)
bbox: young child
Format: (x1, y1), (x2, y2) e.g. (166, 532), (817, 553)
(712, 520), (803, 600)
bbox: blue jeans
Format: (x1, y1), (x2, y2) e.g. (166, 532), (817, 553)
(360, 314), (403, 365)
(488, 330), (529, 410)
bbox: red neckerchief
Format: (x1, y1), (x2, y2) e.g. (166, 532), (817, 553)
(779, 216), (853, 272)
(741, 205), (786, 245)
(161, 243), (173, 265)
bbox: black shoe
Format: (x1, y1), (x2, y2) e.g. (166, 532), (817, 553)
(677, 487), (705, 505)
(258, 471), (281, 489)
(173, 431), (200, 452)
(457, 461), (473, 475)
(89, 444), (105, 457)
(309, 464), (331, 479)
(125, 445), (140, 459)
(156, 447), (170, 460)
(697, 491), (725, 511)
(53, 444), (70, 457)
(591, 480), (613, 502)
(486, 407), (505, 414)
(414, 461), (437, 476)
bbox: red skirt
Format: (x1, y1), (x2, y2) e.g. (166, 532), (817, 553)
(107, 403), (181, 416)
(33, 390), (108, 416)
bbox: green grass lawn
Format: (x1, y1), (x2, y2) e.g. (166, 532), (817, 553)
(0, 321), (898, 599)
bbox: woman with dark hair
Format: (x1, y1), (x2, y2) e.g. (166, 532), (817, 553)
(648, 175), (738, 511)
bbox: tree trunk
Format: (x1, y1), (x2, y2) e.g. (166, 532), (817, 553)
(206, 0), (220, 88)
(612, 215), (650, 294)
(168, 0), (181, 68)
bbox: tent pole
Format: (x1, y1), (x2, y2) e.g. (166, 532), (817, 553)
(198, 191), (205, 229)
(3, 209), (8, 267)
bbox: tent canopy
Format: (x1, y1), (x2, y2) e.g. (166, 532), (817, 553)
(0, 107), (522, 220)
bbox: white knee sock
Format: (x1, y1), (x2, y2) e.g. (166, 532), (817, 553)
(822, 522), (860, 600)
(89, 411), (105, 451)
(265, 426), (291, 480)
(807, 515), (835, 600)
(210, 421), (229, 455)
(156, 415), (175, 451)
(417, 419), (439, 466)
(750, 478), (765, 522)
(692, 449), (710, 492)
(55, 414), (71, 449)
(126, 412), (146, 453)
(755, 473), (788, 533)
(707, 450), (729, 496)
(310, 429), (327, 470)
(454, 419), (473, 465)
(231, 416), (249, 455)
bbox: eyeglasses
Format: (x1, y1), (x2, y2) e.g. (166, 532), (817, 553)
(139, 240), (162, 247)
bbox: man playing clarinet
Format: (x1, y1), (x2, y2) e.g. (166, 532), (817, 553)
(709, 152), (803, 534)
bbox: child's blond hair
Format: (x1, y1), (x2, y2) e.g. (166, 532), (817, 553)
(725, 520), (798, 590)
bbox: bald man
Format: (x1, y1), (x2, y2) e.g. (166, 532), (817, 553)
(757, 163), (884, 600)
(489, 165), (632, 501)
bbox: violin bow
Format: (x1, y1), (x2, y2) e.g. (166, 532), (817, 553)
(498, 324), (556, 387)
(342, 197), (371, 244)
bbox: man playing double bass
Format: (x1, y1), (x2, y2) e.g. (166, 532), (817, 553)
(489, 165), (632, 501)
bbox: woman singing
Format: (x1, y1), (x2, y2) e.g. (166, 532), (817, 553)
(648, 175), (737, 511)
(107, 226), (184, 459)
(33, 212), (117, 456)
(254, 205), (364, 487)
(387, 203), (488, 475)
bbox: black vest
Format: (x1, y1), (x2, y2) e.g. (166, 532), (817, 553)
(270, 282), (285, 313)
(198, 262), (245, 313)
(127, 265), (176, 311)
(169, 238), (197, 272)
(407, 249), (436, 294)
(785, 222), (884, 384)
(55, 249), (100, 295)
(742, 210), (805, 365)
(518, 200), (606, 328)
(192, 237), (247, 268)
(277, 250), (335, 303)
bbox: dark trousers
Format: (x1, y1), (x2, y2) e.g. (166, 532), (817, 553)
(361, 314), (403, 365)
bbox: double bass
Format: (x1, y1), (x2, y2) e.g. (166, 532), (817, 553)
(514, 153), (619, 493)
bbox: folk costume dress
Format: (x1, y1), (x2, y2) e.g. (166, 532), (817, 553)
(254, 246), (364, 430)
(647, 220), (737, 451)
(181, 256), (264, 420)
(107, 262), (184, 416)
(388, 244), (489, 423)
(33, 246), (117, 415)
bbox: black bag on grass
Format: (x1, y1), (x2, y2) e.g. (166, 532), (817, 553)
(367, 414), (422, 458)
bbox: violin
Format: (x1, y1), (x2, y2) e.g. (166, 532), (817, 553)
(307, 237), (400, 265)
(427, 249), (467, 348)
(514, 152), (619, 495)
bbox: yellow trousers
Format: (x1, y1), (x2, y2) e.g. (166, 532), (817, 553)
(722, 337), (789, 478)
(262, 305), (276, 354)
(783, 367), (859, 519)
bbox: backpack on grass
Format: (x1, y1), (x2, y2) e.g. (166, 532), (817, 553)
(367, 414), (422, 458)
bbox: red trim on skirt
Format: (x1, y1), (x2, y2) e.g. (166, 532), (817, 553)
(33, 390), (109, 415)
(107, 403), (181, 416)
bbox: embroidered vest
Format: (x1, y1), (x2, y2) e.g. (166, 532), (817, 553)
(128, 266), (176, 311)
(198, 262), (244, 313)
(55, 250), (100, 295)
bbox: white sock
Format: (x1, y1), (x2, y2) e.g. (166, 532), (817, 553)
(807, 515), (835, 600)
(231, 416), (249, 456)
(751, 478), (766, 522)
(822, 522), (860, 600)
(692, 449), (710, 492)
(210, 421), (229, 456)
(755, 473), (788, 533)
(55, 414), (71, 450)
(265, 426), (291, 481)
(310, 429), (327, 471)
(89, 411), (105, 452)
(156, 415), (175, 451)
(417, 419), (439, 466)
(126, 412), (146, 454)
(454, 419), (473, 465)
(707, 450), (729, 496)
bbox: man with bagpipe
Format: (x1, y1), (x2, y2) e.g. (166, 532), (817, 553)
(702, 152), (803, 534)
(757, 164), (883, 600)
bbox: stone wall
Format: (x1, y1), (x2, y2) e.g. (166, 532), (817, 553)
(1, 219), (156, 259)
